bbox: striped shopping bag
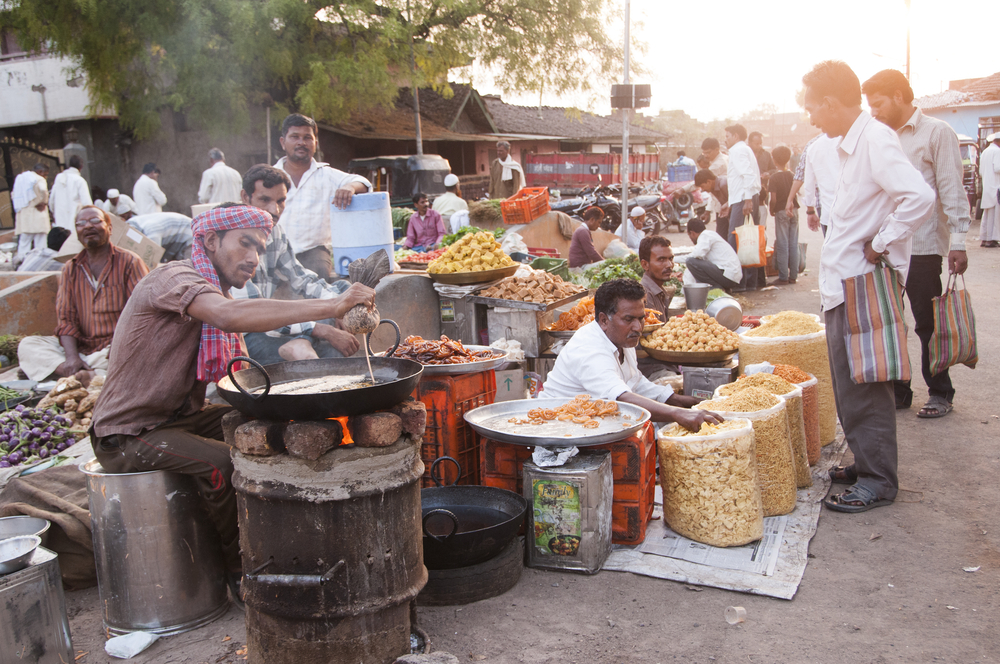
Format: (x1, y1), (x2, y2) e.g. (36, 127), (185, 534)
(842, 259), (911, 384)
(929, 273), (978, 375)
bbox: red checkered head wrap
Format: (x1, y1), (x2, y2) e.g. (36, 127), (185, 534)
(190, 205), (273, 383)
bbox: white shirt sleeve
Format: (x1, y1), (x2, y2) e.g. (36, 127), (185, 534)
(687, 232), (711, 260)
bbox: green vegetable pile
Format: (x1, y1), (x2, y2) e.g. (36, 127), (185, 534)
(469, 200), (503, 226)
(583, 255), (644, 288)
(440, 226), (505, 247)
(706, 288), (727, 304)
(391, 207), (415, 230)
(0, 335), (23, 360)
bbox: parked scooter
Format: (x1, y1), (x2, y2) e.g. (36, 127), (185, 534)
(550, 182), (622, 232)
(659, 181), (705, 232)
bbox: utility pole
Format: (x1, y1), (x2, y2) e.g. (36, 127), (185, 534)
(621, 0), (630, 225)
(408, 0), (424, 156)
(905, 0), (911, 80)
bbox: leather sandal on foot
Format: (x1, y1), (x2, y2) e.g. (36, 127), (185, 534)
(824, 485), (893, 513)
(917, 396), (953, 419)
(828, 464), (858, 483)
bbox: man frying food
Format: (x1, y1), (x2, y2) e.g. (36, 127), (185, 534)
(90, 205), (374, 599)
(542, 279), (722, 431)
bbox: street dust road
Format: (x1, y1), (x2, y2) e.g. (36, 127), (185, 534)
(62, 223), (999, 664)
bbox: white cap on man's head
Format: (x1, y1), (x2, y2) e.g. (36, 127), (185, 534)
(444, 174), (460, 187)
(107, 188), (120, 198)
(630, 206), (645, 218)
(989, 133), (999, 142)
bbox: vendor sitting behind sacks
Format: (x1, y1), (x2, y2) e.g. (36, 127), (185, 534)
(17, 206), (149, 381)
(90, 205), (374, 594)
(568, 206), (605, 268)
(404, 192), (446, 252)
(542, 279), (722, 431)
(683, 218), (743, 292)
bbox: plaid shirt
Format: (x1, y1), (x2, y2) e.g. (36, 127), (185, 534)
(275, 157), (371, 254)
(128, 213), (194, 262)
(230, 222), (349, 336)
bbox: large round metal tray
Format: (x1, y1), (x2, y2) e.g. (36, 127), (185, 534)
(381, 346), (508, 375)
(642, 322), (664, 334)
(464, 398), (651, 447)
(544, 328), (577, 338)
(428, 264), (519, 285)
(638, 346), (738, 364)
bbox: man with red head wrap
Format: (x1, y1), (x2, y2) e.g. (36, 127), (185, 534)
(91, 205), (374, 601)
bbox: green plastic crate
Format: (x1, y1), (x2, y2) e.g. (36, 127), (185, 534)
(530, 257), (569, 282)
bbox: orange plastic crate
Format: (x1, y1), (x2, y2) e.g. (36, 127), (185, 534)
(413, 370), (496, 488)
(501, 187), (551, 225)
(480, 423), (656, 545)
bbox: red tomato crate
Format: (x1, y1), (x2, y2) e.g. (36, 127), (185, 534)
(480, 422), (656, 545)
(501, 187), (551, 225)
(527, 247), (560, 258)
(413, 370), (496, 488)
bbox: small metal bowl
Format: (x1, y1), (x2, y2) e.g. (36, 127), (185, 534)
(0, 535), (41, 575)
(0, 516), (51, 547)
(706, 296), (743, 331)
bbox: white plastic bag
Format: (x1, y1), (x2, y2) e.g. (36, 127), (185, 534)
(500, 231), (528, 256)
(602, 238), (632, 259)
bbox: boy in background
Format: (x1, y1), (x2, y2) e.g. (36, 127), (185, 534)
(768, 146), (798, 285)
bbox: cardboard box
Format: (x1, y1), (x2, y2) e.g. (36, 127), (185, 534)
(494, 367), (529, 402)
(56, 214), (165, 271)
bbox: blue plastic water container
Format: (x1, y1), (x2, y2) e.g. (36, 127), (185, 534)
(330, 192), (395, 276)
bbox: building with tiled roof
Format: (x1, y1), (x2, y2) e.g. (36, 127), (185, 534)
(917, 72), (1000, 139)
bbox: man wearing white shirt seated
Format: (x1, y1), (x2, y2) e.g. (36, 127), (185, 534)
(99, 188), (138, 220)
(616, 206), (646, 253)
(683, 219), (742, 292)
(542, 279), (721, 432)
(432, 174), (469, 230)
(801, 60), (934, 514)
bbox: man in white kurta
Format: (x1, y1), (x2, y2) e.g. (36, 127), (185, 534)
(541, 279), (719, 431)
(50, 156), (92, 230)
(100, 189), (138, 220)
(12, 164), (51, 258)
(198, 149), (243, 204)
(133, 164), (167, 215)
(979, 134), (1000, 246)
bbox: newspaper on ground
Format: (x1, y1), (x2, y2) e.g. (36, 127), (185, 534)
(603, 431), (848, 600)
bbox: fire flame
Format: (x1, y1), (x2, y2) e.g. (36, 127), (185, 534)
(332, 416), (353, 445)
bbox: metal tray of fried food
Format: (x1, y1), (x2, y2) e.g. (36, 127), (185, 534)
(428, 265), (520, 285)
(380, 346), (508, 375)
(466, 288), (587, 312)
(464, 398), (650, 447)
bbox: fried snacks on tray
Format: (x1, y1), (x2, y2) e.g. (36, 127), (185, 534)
(391, 335), (502, 365)
(507, 394), (620, 429)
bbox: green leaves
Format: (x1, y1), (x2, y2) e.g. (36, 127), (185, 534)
(5, 0), (629, 140)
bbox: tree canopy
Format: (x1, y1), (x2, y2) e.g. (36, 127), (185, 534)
(5, 0), (629, 140)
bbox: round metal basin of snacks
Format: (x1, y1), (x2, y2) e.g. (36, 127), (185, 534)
(464, 398), (650, 447)
(428, 265), (519, 285)
(380, 345), (508, 376)
(639, 345), (738, 364)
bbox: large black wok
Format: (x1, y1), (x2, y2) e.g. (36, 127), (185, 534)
(218, 320), (423, 421)
(421, 457), (527, 570)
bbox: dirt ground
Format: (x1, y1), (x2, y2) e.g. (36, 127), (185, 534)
(60, 222), (999, 664)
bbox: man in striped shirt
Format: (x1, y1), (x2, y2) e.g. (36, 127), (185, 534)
(17, 206), (149, 381)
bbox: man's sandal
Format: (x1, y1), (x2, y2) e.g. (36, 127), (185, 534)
(824, 485), (893, 513)
(917, 396), (953, 419)
(827, 464), (857, 484)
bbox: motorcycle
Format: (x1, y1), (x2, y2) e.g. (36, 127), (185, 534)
(659, 180), (705, 233)
(550, 183), (622, 232)
(608, 182), (672, 235)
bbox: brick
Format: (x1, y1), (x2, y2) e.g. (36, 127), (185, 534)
(284, 420), (343, 460)
(222, 409), (253, 448)
(391, 399), (427, 437)
(233, 420), (286, 456)
(350, 412), (403, 448)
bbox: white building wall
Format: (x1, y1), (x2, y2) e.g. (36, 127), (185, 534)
(0, 55), (112, 127)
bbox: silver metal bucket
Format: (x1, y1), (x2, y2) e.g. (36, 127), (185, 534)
(81, 459), (229, 636)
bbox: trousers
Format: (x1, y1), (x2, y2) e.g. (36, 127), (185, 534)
(94, 405), (240, 572)
(773, 210), (800, 282)
(825, 304), (898, 500)
(685, 257), (740, 291)
(894, 254), (954, 404)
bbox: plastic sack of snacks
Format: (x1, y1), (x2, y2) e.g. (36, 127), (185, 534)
(771, 365), (820, 465)
(716, 374), (811, 489)
(695, 388), (796, 516)
(658, 419), (763, 547)
(740, 312), (836, 446)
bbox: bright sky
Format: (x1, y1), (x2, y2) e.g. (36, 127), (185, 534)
(475, 0), (998, 122)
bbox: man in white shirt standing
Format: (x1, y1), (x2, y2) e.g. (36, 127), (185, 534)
(979, 133), (1000, 247)
(802, 60), (934, 513)
(682, 219), (742, 291)
(197, 148), (243, 205)
(50, 155), (92, 230)
(132, 163), (168, 215)
(542, 279), (720, 431)
(275, 114), (371, 281)
(795, 134), (839, 235)
(863, 68), (971, 417)
(724, 124), (762, 290)
(12, 163), (51, 259)
(99, 189), (138, 220)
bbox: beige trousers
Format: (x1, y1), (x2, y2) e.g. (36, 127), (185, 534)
(16, 335), (110, 381)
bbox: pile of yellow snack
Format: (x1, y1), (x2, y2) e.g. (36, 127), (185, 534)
(641, 309), (739, 353)
(427, 231), (517, 274)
